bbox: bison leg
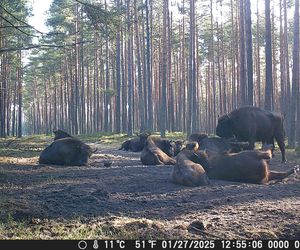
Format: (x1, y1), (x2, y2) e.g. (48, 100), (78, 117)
(268, 167), (297, 182)
(158, 154), (176, 165)
(153, 156), (164, 165)
(141, 154), (164, 165)
(119, 140), (130, 151)
(274, 135), (286, 162)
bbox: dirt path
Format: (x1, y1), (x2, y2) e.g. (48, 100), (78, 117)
(0, 144), (299, 239)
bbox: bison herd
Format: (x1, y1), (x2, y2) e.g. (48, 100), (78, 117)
(38, 106), (298, 186)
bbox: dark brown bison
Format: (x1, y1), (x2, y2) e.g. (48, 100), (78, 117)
(171, 142), (210, 187)
(173, 140), (186, 156)
(39, 137), (96, 166)
(206, 145), (296, 184)
(216, 106), (286, 162)
(53, 129), (72, 140)
(199, 137), (249, 154)
(189, 133), (248, 154)
(189, 133), (209, 143)
(119, 133), (150, 152)
(140, 136), (176, 165)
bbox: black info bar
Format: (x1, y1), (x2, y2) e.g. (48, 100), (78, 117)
(0, 239), (299, 250)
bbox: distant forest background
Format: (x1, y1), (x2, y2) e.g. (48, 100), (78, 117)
(0, 0), (300, 147)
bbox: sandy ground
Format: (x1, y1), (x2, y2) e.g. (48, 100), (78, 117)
(0, 143), (299, 239)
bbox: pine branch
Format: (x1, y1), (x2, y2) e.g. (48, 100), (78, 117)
(0, 40), (95, 53)
(73, 0), (103, 9)
(0, 15), (39, 37)
(0, 25), (29, 29)
(0, 5), (78, 37)
(0, 4), (44, 34)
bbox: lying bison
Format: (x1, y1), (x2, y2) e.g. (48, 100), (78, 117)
(206, 145), (296, 184)
(171, 142), (210, 187)
(170, 139), (186, 156)
(216, 106), (286, 162)
(39, 136), (96, 166)
(119, 132), (150, 152)
(140, 136), (175, 165)
(189, 133), (248, 154)
(53, 129), (72, 140)
(200, 137), (249, 154)
(189, 133), (209, 143)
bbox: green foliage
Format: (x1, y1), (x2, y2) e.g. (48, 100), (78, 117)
(1, 0), (33, 44)
(82, 0), (125, 39)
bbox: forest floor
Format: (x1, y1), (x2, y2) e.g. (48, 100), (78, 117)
(0, 133), (299, 240)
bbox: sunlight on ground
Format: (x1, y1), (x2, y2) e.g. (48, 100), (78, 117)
(0, 133), (299, 240)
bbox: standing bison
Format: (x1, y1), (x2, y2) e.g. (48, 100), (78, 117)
(216, 106), (286, 162)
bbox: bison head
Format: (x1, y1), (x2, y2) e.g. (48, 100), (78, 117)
(189, 133), (208, 144)
(161, 140), (174, 157)
(139, 132), (151, 145)
(172, 140), (186, 156)
(191, 149), (210, 172)
(53, 129), (72, 140)
(216, 114), (234, 139)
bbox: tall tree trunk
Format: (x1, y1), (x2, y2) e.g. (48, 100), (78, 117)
(17, 47), (22, 138)
(284, 0), (291, 141)
(239, 0), (246, 106)
(289, 0), (299, 147)
(115, 0), (121, 133)
(230, 0), (236, 110)
(264, 0), (273, 111)
(127, 0), (133, 136)
(256, 0), (261, 107)
(104, 0), (110, 132)
(210, 0), (216, 131)
(134, 0), (145, 132)
(80, 9), (85, 134)
(220, 0), (227, 114)
(245, 0), (253, 105)
(160, 0), (168, 137)
(187, 0), (196, 136)
(145, 0), (153, 132)
(73, 3), (79, 134)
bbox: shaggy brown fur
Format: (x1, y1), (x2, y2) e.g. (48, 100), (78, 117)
(207, 145), (296, 184)
(189, 133), (209, 144)
(53, 129), (72, 140)
(173, 140), (186, 156)
(39, 137), (95, 166)
(216, 106), (286, 162)
(140, 136), (176, 165)
(172, 142), (210, 187)
(189, 133), (248, 154)
(119, 133), (150, 152)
